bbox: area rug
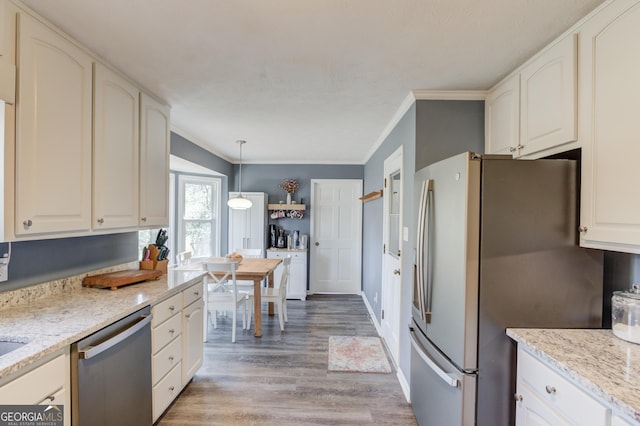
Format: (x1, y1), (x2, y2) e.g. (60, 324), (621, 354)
(328, 336), (392, 373)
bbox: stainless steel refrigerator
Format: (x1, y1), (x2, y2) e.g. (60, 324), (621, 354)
(410, 152), (603, 426)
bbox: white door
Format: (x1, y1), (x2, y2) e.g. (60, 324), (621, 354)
(310, 179), (362, 294)
(381, 147), (403, 363)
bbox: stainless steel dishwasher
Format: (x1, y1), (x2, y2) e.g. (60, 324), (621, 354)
(71, 306), (152, 426)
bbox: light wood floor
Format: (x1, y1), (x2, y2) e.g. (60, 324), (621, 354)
(157, 294), (417, 425)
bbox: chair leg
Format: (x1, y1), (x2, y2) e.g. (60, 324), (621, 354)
(277, 300), (285, 331)
(231, 306), (237, 343)
(242, 301), (247, 330)
(246, 298), (253, 330)
(212, 309), (218, 329)
(283, 299), (288, 322)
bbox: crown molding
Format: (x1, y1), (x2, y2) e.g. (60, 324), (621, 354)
(170, 125), (234, 163)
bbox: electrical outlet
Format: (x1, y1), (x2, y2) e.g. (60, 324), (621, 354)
(0, 263), (7, 282)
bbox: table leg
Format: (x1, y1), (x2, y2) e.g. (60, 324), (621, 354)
(253, 278), (262, 337)
(268, 271), (275, 316)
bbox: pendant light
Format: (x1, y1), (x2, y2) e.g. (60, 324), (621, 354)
(227, 140), (253, 210)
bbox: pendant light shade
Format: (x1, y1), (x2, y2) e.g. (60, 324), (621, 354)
(228, 140), (253, 210)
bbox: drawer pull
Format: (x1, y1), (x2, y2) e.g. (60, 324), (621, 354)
(169, 356), (174, 362)
(46, 395), (55, 402)
(169, 305), (175, 311)
(169, 329), (175, 334)
(194, 291), (200, 296)
(545, 385), (557, 395)
(514, 394), (523, 402)
(169, 386), (175, 392)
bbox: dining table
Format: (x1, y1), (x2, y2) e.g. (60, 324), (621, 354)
(173, 257), (282, 337)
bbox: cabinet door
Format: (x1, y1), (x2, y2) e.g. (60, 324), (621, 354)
(515, 383), (571, 426)
(228, 192), (265, 251)
(93, 63), (139, 230)
(139, 93), (170, 227)
(288, 253), (307, 300)
(16, 12), (92, 236)
(182, 299), (204, 385)
(485, 74), (520, 156)
(578, 0), (640, 253)
(520, 33), (577, 157)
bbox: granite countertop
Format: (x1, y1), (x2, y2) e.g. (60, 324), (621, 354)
(0, 267), (205, 381)
(507, 328), (640, 423)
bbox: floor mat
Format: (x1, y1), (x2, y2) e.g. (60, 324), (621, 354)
(328, 336), (392, 373)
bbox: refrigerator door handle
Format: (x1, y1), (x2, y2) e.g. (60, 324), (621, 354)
(410, 328), (459, 388)
(416, 180), (428, 320)
(424, 179), (434, 323)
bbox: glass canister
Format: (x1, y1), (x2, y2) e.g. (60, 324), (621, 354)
(612, 284), (640, 344)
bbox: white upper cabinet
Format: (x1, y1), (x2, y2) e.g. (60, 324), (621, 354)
(485, 32), (578, 159)
(228, 192), (266, 252)
(139, 93), (170, 228)
(519, 33), (577, 157)
(485, 74), (520, 155)
(578, 0), (640, 253)
(93, 63), (139, 231)
(15, 12), (92, 236)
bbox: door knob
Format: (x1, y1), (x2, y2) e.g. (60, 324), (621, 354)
(315, 242), (319, 246)
(393, 269), (400, 275)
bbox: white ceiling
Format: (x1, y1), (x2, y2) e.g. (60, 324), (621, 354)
(20, 0), (605, 164)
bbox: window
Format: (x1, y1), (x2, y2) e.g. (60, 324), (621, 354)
(177, 175), (221, 259)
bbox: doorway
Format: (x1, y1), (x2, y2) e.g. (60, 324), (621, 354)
(381, 146), (403, 363)
(309, 179), (362, 294)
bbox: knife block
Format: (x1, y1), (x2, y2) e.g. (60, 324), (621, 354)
(140, 259), (168, 274)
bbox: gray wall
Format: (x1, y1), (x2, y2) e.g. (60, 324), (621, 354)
(416, 100), (485, 169)
(0, 232), (138, 292)
(362, 99), (486, 386)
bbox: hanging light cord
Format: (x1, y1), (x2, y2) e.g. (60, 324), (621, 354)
(238, 140), (244, 194)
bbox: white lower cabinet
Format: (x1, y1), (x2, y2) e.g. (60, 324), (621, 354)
(151, 293), (183, 422)
(267, 249), (307, 300)
(151, 281), (204, 422)
(0, 348), (70, 426)
(181, 281), (204, 385)
(515, 349), (609, 426)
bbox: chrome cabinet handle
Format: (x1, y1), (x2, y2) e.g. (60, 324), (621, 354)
(97, 218), (104, 224)
(169, 356), (174, 361)
(23, 219), (32, 228)
(79, 314), (153, 359)
(194, 291), (200, 296)
(169, 329), (175, 334)
(545, 385), (557, 395)
(578, 226), (588, 233)
(509, 146), (517, 153)
(393, 269), (401, 275)
(169, 386), (175, 392)
(46, 395), (55, 402)
(141, 217), (147, 222)
(169, 305), (175, 311)
(514, 394), (523, 402)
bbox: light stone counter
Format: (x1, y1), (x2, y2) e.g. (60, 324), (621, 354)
(507, 328), (640, 423)
(0, 264), (205, 382)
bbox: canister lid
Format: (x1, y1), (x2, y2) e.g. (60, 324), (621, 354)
(613, 283), (640, 300)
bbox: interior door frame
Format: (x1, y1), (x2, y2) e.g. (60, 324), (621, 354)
(309, 179), (363, 294)
(381, 145), (403, 364)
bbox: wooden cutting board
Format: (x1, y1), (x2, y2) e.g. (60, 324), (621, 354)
(82, 269), (162, 290)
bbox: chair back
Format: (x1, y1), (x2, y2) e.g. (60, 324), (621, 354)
(203, 260), (238, 295)
(176, 251), (192, 266)
(234, 248), (263, 258)
(278, 257), (291, 298)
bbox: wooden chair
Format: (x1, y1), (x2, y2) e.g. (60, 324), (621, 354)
(260, 257), (290, 331)
(204, 260), (252, 343)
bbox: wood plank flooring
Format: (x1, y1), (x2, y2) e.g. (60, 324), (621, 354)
(157, 294), (417, 425)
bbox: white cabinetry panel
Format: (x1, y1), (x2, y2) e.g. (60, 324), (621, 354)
(578, 0), (640, 253)
(93, 63), (139, 231)
(520, 33), (577, 157)
(228, 192), (266, 252)
(485, 74), (520, 156)
(139, 93), (170, 228)
(267, 250), (307, 300)
(15, 12), (92, 236)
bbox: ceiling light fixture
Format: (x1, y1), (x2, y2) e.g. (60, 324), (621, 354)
(227, 140), (253, 210)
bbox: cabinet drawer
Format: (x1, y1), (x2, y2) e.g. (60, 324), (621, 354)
(182, 281), (203, 307)
(0, 353), (65, 404)
(153, 334), (182, 384)
(152, 313), (182, 354)
(152, 293), (182, 327)
(152, 362), (182, 423)
(518, 350), (608, 425)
